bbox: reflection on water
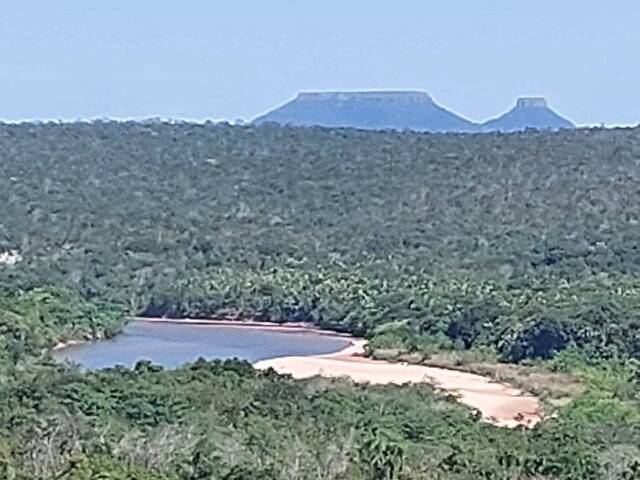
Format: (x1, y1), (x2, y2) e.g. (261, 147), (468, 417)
(52, 320), (350, 369)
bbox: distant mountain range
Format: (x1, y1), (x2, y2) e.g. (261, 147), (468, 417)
(253, 91), (575, 133)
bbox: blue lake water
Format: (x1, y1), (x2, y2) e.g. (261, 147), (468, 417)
(53, 320), (351, 369)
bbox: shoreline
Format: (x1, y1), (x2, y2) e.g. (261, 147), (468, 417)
(55, 317), (543, 428)
(52, 339), (86, 351)
(52, 317), (355, 352)
(134, 316), (356, 338)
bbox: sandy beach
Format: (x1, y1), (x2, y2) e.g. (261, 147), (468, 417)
(135, 316), (354, 337)
(255, 339), (542, 428)
(52, 339), (86, 351)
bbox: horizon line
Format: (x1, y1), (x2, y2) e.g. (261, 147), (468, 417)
(0, 116), (635, 129)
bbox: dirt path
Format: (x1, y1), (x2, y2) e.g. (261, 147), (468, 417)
(255, 339), (542, 428)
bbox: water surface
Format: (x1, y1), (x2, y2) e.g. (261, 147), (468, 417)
(53, 320), (351, 369)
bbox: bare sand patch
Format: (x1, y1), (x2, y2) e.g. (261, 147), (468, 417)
(0, 250), (22, 266)
(419, 351), (585, 403)
(53, 339), (85, 351)
(255, 339), (542, 428)
(137, 316), (353, 337)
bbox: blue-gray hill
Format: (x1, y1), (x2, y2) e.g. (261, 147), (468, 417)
(482, 97), (574, 132)
(253, 91), (477, 132)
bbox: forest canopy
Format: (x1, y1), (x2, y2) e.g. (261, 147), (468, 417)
(1, 122), (640, 361)
(1, 122), (640, 478)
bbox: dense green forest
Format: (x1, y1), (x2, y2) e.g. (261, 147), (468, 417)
(1, 122), (640, 360)
(1, 122), (640, 478)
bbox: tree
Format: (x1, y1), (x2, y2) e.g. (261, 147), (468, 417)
(359, 424), (406, 480)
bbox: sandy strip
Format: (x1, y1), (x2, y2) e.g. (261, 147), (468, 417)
(52, 339), (85, 351)
(135, 317), (354, 337)
(255, 340), (542, 429)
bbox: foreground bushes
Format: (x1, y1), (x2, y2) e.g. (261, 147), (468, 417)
(0, 286), (637, 479)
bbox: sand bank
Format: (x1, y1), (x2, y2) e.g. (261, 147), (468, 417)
(255, 339), (542, 429)
(135, 317), (354, 337)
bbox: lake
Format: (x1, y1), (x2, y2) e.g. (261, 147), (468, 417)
(53, 320), (351, 369)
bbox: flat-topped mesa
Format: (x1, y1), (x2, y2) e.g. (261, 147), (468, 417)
(296, 91), (435, 104)
(516, 97), (548, 108)
(254, 90), (476, 132)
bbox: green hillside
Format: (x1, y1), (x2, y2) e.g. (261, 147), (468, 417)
(1, 122), (640, 361)
(1, 122), (640, 478)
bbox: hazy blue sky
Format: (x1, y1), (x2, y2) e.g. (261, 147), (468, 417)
(1, 1), (638, 126)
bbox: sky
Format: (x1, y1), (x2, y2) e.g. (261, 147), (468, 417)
(0, 1), (638, 126)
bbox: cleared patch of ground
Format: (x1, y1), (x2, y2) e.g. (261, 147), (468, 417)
(0, 250), (21, 266)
